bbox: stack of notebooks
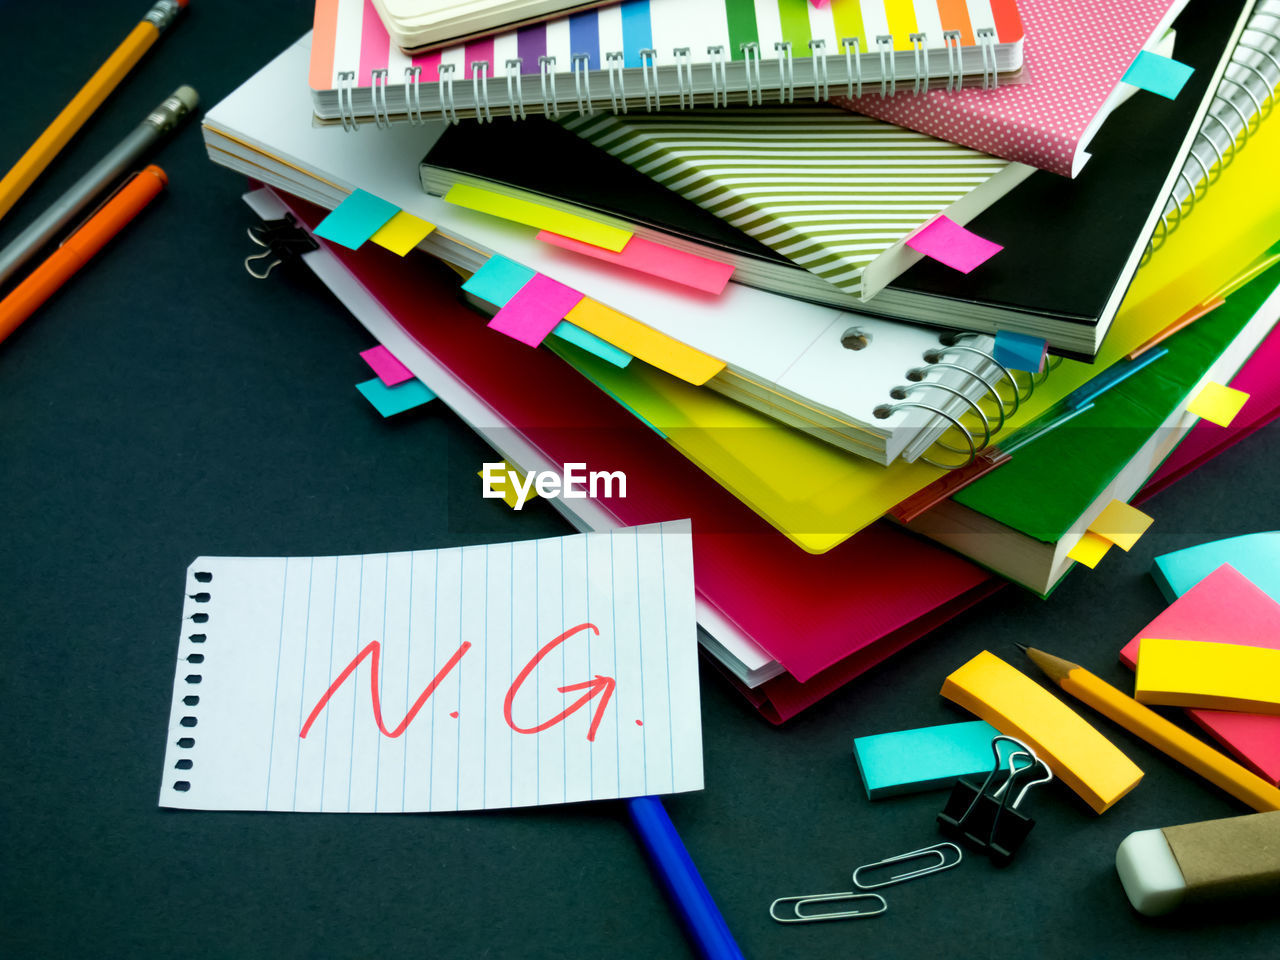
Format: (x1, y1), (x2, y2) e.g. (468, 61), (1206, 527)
(202, 0), (1280, 719)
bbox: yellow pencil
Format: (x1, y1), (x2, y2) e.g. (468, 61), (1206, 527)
(1019, 644), (1280, 813)
(0, 1), (187, 223)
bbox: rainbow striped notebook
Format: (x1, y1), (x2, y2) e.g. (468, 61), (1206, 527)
(310, 0), (1024, 126)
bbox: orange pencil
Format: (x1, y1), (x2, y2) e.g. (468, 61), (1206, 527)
(0, 165), (166, 344)
(0, 1), (186, 223)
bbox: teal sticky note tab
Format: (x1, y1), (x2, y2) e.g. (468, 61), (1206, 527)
(1153, 533), (1280, 603)
(460, 255), (537, 307)
(993, 330), (1047, 372)
(1123, 50), (1194, 100)
(314, 189), (400, 249)
(356, 377), (436, 417)
(853, 720), (1000, 799)
(549, 321), (633, 368)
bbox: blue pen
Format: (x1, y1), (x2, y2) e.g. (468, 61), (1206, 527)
(1064, 348), (1169, 410)
(626, 796), (744, 960)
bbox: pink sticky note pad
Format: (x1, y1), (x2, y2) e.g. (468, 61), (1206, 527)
(1119, 564), (1280, 784)
(488, 273), (585, 347)
(359, 345), (415, 386)
(905, 216), (1003, 274)
(538, 231), (735, 295)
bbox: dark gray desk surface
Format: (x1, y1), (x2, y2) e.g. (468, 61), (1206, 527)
(3, 3), (1279, 957)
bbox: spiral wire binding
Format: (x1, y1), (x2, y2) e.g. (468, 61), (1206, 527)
(338, 23), (1024, 126)
(876, 35), (896, 96)
(842, 37), (864, 98)
(809, 39), (830, 101)
(337, 71), (357, 132)
(1143, 8), (1280, 264)
(875, 333), (1061, 470)
(539, 56), (559, 118)
(741, 42), (764, 106)
(639, 49), (660, 111)
(775, 41), (796, 104)
(606, 51), (628, 113)
(708, 45), (729, 108)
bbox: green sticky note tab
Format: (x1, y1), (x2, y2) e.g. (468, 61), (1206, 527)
(460, 255), (537, 307)
(314, 190), (400, 249)
(549, 321), (632, 368)
(1123, 50), (1194, 100)
(356, 377), (436, 417)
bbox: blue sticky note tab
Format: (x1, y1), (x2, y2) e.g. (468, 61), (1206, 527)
(549, 320), (633, 368)
(853, 720), (1000, 799)
(356, 377), (436, 417)
(1123, 50), (1194, 100)
(1153, 533), (1280, 603)
(460, 255), (537, 307)
(993, 331), (1047, 372)
(314, 189), (400, 249)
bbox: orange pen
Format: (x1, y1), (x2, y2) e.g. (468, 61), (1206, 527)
(0, 1), (186, 223)
(0, 165), (167, 345)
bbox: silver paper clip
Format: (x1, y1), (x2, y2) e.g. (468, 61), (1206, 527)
(769, 891), (887, 924)
(852, 842), (963, 890)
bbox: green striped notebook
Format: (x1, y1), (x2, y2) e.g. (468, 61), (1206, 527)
(563, 105), (1033, 300)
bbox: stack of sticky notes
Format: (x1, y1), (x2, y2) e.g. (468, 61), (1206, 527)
(1120, 561), (1280, 785)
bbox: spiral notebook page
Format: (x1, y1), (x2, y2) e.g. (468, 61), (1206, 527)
(158, 520), (702, 812)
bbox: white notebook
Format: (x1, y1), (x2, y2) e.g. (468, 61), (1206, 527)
(159, 521), (704, 812)
(208, 36), (1012, 466)
(312, 0), (1026, 125)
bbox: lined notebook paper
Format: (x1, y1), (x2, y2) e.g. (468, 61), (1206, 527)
(159, 521), (703, 812)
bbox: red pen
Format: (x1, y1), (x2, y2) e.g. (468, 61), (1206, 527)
(0, 163), (167, 345)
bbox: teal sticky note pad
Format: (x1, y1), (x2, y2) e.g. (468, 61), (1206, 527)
(356, 377), (436, 417)
(461, 255), (537, 307)
(1123, 50), (1194, 100)
(1153, 533), (1280, 603)
(549, 320), (633, 368)
(315, 189), (400, 249)
(854, 720), (1000, 799)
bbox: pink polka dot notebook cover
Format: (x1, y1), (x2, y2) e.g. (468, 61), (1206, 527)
(836, 0), (1189, 177)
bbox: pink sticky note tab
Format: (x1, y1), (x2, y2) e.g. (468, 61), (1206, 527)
(810, 0), (830, 7)
(488, 274), (585, 347)
(538, 231), (735, 295)
(905, 216), (1003, 274)
(359, 345), (415, 386)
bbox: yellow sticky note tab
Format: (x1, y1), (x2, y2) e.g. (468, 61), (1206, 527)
(478, 461), (534, 510)
(565, 298), (726, 386)
(370, 210), (436, 256)
(1088, 500), (1154, 552)
(1067, 531), (1113, 568)
(1135, 638), (1280, 715)
(941, 651), (1144, 814)
(1186, 381), (1250, 427)
(444, 184), (631, 252)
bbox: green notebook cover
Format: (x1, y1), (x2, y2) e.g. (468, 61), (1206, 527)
(951, 261), (1280, 543)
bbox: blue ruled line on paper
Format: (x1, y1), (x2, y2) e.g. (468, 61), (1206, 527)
(264, 558), (290, 809)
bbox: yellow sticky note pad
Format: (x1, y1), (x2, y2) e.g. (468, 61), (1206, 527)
(1186, 381), (1250, 427)
(565, 298), (726, 386)
(370, 210), (436, 255)
(1067, 530), (1113, 568)
(477, 461), (534, 510)
(444, 184), (631, 252)
(1088, 500), (1154, 552)
(1135, 638), (1280, 715)
(941, 651), (1144, 814)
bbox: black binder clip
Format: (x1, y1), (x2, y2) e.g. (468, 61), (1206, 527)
(936, 734), (1052, 866)
(243, 214), (318, 279)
